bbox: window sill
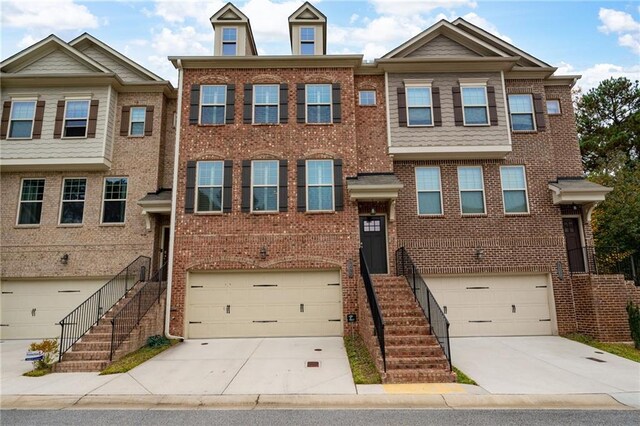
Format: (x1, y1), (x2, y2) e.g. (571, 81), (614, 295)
(193, 211), (224, 215)
(249, 211), (281, 215)
(407, 124), (435, 128)
(61, 136), (89, 140)
(463, 124), (491, 127)
(127, 135), (145, 138)
(460, 214), (487, 218)
(511, 130), (537, 134)
(304, 123), (334, 126)
(197, 123), (227, 127)
(417, 214), (445, 219)
(504, 212), (531, 217)
(99, 223), (126, 227)
(6, 137), (33, 141)
(358, 104), (377, 107)
(57, 224), (83, 228)
(304, 210), (336, 215)
(14, 224), (40, 229)
(252, 123), (282, 126)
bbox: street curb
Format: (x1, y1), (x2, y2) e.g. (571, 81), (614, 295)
(0, 393), (634, 410)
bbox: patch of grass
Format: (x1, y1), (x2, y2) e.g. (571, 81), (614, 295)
(344, 334), (382, 384)
(564, 333), (640, 363)
(23, 368), (52, 377)
(453, 366), (477, 385)
(100, 339), (180, 375)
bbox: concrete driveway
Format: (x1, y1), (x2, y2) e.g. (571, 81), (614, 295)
(2, 337), (356, 396)
(451, 336), (640, 405)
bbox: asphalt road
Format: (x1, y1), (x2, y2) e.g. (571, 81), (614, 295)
(1, 409), (637, 425)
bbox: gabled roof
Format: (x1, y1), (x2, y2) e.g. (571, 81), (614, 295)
(0, 34), (110, 74)
(453, 18), (550, 68)
(288, 1), (327, 54)
(210, 2), (258, 55)
(382, 20), (509, 59)
(69, 33), (165, 82)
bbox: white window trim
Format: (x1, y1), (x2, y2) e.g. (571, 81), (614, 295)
(128, 106), (146, 137)
(100, 177), (128, 224)
(500, 165), (530, 214)
(460, 85), (490, 127)
(546, 99), (562, 115)
(252, 84), (280, 125)
(199, 85), (227, 125)
(222, 27), (238, 56)
(306, 159), (335, 212)
(305, 84), (332, 124)
(62, 98), (90, 139)
(58, 177), (87, 226)
(16, 177), (45, 226)
(508, 94), (537, 132)
(250, 160), (279, 213)
(415, 166), (443, 216)
(358, 90), (376, 106)
(7, 98), (37, 140)
(457, 166), (487, 215)
(300, 26), (315, 55)
(195, 161), (224, 213)
(405, 85), (434, 127)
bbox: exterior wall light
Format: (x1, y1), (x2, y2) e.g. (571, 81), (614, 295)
(260, 246), (268, 260)
(60, 253), (69, 264)
(475, 248), (484, 261)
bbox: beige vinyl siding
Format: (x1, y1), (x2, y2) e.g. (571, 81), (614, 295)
(406, 35), (481, 58)
(104, 88), (117, 160)
(1, 86), (111, 163)
(388, 72), (510, 148)
(79, 46), (149, 82)
(16, 49), (95, 74)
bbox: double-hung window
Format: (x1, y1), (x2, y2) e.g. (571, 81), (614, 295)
(461, 86), (489, 125)
(406, 86), (433, 126)
(253, 85), (279, 124)
(500, 166), (529, 213)
(8, 100), (36, 139)
(222, 28), (237, 56)
(252, 160), (278, 212)
(415, 167), (442, 215)
(17, 179), (45, 225)
(300, 27), (315, 55)
(102, 177), (128, 223)
(508, 94), (535, 131)
(60, 178), (87, 224)
(129, 106), (146, 136)
(306, 84), (331, 124)
(458, 166), (486, 214)
(306, 159), (334, 211)
(64, 99), (90, 137)
(196, 161), (223, 213)
(200, 85), (226, 125)
(358, 90), (376, 106)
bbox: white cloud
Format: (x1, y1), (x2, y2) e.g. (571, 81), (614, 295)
(597, 8), (640, 54)
(17, 35), (40, 49)
(460, 12), (512, 43)
(1, 0), (99, 31)
(557, 62), (640, 91)
(151, 0), (226, 24)
(370, 0), (476, 17)
(349, 14), (360, 24)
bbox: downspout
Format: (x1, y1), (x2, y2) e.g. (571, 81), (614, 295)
(165, 59), (184, 340)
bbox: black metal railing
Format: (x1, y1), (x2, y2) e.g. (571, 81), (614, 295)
(567, 246), (638, 285)
(58, 256), (150, 362)
(110, 264), (168, 360)
(359, 248), (386, 372)
(395, 247), (451, 371)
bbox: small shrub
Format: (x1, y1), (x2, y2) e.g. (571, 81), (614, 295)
(146, 335), (170, 348)
(627, 301), (640, 349)
(28, 338), (58, 370)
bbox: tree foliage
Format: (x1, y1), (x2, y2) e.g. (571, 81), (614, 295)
(576, 77), (640, 255)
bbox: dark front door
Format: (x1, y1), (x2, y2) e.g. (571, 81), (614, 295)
(360, 216), (387, 274)
(563, 218), (585, 272)
(161, 227), (170, 280)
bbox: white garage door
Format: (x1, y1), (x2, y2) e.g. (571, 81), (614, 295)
(1, 278), (107, 339)
(426, 274), (554, 337)
(187, 270), (342, 338)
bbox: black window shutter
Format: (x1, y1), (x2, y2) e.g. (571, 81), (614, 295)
(185, 160), (197, 213)
(32, 101), (45, 139)
(333, 159), (344, 211)
(297, 159), (306, 211)
(487, 86), (498, 126)
(533, 94), (546, 131)
(397, 87), (407, 127)
(226, 84), (235, 124)
(452, 87), (463, 126)
(120, 106), (130, 136)
(0, 101), (11, 139)
(189, 84), (200, 125)
(296, 84), (305, 123)
(241, 160), (251, 212)
(279, 160), (288, 212)
(432, 87), (442, 127)
(279, 84), (288, 124)
(332, 83), (341, 123)
(243, 84), (253, 124)
(223, 160), (233, 212)
(145, 106), (154, 136)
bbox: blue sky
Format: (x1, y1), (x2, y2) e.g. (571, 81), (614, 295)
(1, 1), (639, 90)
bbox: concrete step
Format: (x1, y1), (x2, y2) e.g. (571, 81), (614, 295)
(384, 368), (456, 384)
(62, 350), (110, 362)
(54, 360), (110, 373)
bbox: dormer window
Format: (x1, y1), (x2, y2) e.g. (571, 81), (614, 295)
(300, 27), (315, 55)
(222, 28), (238, 56)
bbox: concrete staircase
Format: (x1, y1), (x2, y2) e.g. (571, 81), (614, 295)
(373, 276), (456, 383)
